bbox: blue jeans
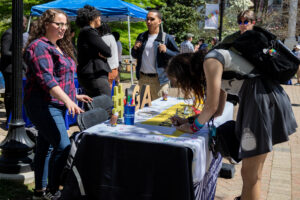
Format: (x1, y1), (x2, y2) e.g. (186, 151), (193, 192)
(34, 143), (52, 190)
(25, 98), (70, 193)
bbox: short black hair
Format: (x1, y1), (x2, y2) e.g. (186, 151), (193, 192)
(97, 23), (111, 36)
(76, 5), (101, 28)
(148, 9), (162, 20)
(199, 38), (205, 43)
(112, 31), (120, 41)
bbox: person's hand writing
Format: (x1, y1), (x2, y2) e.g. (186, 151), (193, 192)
(76, 94), (93, 103)
(65, 100), (84, 118)
(175, 122), (193, 133)
(134, 41), (142, 50)
(170, 116), (188, 126)
(158, 44), (167, 53)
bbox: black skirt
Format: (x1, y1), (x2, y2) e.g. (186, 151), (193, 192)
(236, 78), (297, 159)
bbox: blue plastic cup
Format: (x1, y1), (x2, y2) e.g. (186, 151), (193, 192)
(124, 105), (135, 125)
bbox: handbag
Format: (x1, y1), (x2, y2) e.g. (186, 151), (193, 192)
(208, 119), (241, 163)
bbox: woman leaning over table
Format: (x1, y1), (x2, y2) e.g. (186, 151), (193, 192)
(167, 48), (297, 200)
(76, 5), (112, 98)
(24, 9), (92, 200)
(169, 10), (297, 200)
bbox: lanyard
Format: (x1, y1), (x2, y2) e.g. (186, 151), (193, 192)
(208, 116), (218, 158)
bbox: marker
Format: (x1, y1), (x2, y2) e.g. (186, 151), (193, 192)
(131, 98), (134, 105)
(127, 96), (131, 106)
(129, 97), (133, 105)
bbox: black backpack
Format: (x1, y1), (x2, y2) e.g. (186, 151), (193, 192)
(231, 26), (300, 83)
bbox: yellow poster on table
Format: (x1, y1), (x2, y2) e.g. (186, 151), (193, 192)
(142, 102), (203, 137)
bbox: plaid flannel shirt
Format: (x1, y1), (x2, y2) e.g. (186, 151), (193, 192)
(24, 37), (76, 106)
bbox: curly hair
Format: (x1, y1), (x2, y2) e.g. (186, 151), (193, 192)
(76, 5), (101, 28)
(26, 9), (76, 62)
(166, 50), (207, 106)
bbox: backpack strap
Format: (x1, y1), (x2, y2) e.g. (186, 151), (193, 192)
(155, 30), (167, 45)
(162, 32), (166, 44)
(72, 166), (86, 196)
(222, 70), (260, 80)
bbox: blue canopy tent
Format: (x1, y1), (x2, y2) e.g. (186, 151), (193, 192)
(29, 0), (148, 83)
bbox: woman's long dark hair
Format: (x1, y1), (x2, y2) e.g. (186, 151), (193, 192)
(26, 9), (76, 62)
(166, 50), (207, 106)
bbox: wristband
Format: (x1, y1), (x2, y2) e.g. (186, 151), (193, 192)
(190, 123), (199, 133)
(190, 119), (204, 133)
(194, 119), (204, 129)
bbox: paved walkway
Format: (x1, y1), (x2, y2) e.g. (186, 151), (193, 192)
(0, 83), (299, 200)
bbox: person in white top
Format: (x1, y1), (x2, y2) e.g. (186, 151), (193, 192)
(112, 32), (123, 64)
(131, 10), (179, 100)
(112, 31), (122, 84)
(98, 23), (119, 88)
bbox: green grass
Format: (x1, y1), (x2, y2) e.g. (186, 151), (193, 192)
(0, 180), (34, 200)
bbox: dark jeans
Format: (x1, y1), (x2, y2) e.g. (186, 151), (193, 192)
(25, 99), (71, 193)
(3, 72), (12, 121)
(3, 69), (26, 124)
(78, 76), (111, 98)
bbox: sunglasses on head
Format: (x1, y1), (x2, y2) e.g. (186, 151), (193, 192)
(238, 20), (249, 25)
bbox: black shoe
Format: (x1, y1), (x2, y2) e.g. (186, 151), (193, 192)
(32, 189), (46, 200)
(44, 190), (61, 200)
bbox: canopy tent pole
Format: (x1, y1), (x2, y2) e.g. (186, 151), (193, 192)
(127, 15), (133, 85)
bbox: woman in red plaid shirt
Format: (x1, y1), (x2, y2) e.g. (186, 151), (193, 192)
(24, 9), (92, 200)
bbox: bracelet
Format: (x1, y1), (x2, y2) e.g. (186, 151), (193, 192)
(194, 119), (204, 129)
(190, 119), (204, 133)
(190, 123), (199, 132)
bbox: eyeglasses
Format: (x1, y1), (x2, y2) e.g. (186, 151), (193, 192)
(51, 22), (69, 29)
(238, 20), (249, 25)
